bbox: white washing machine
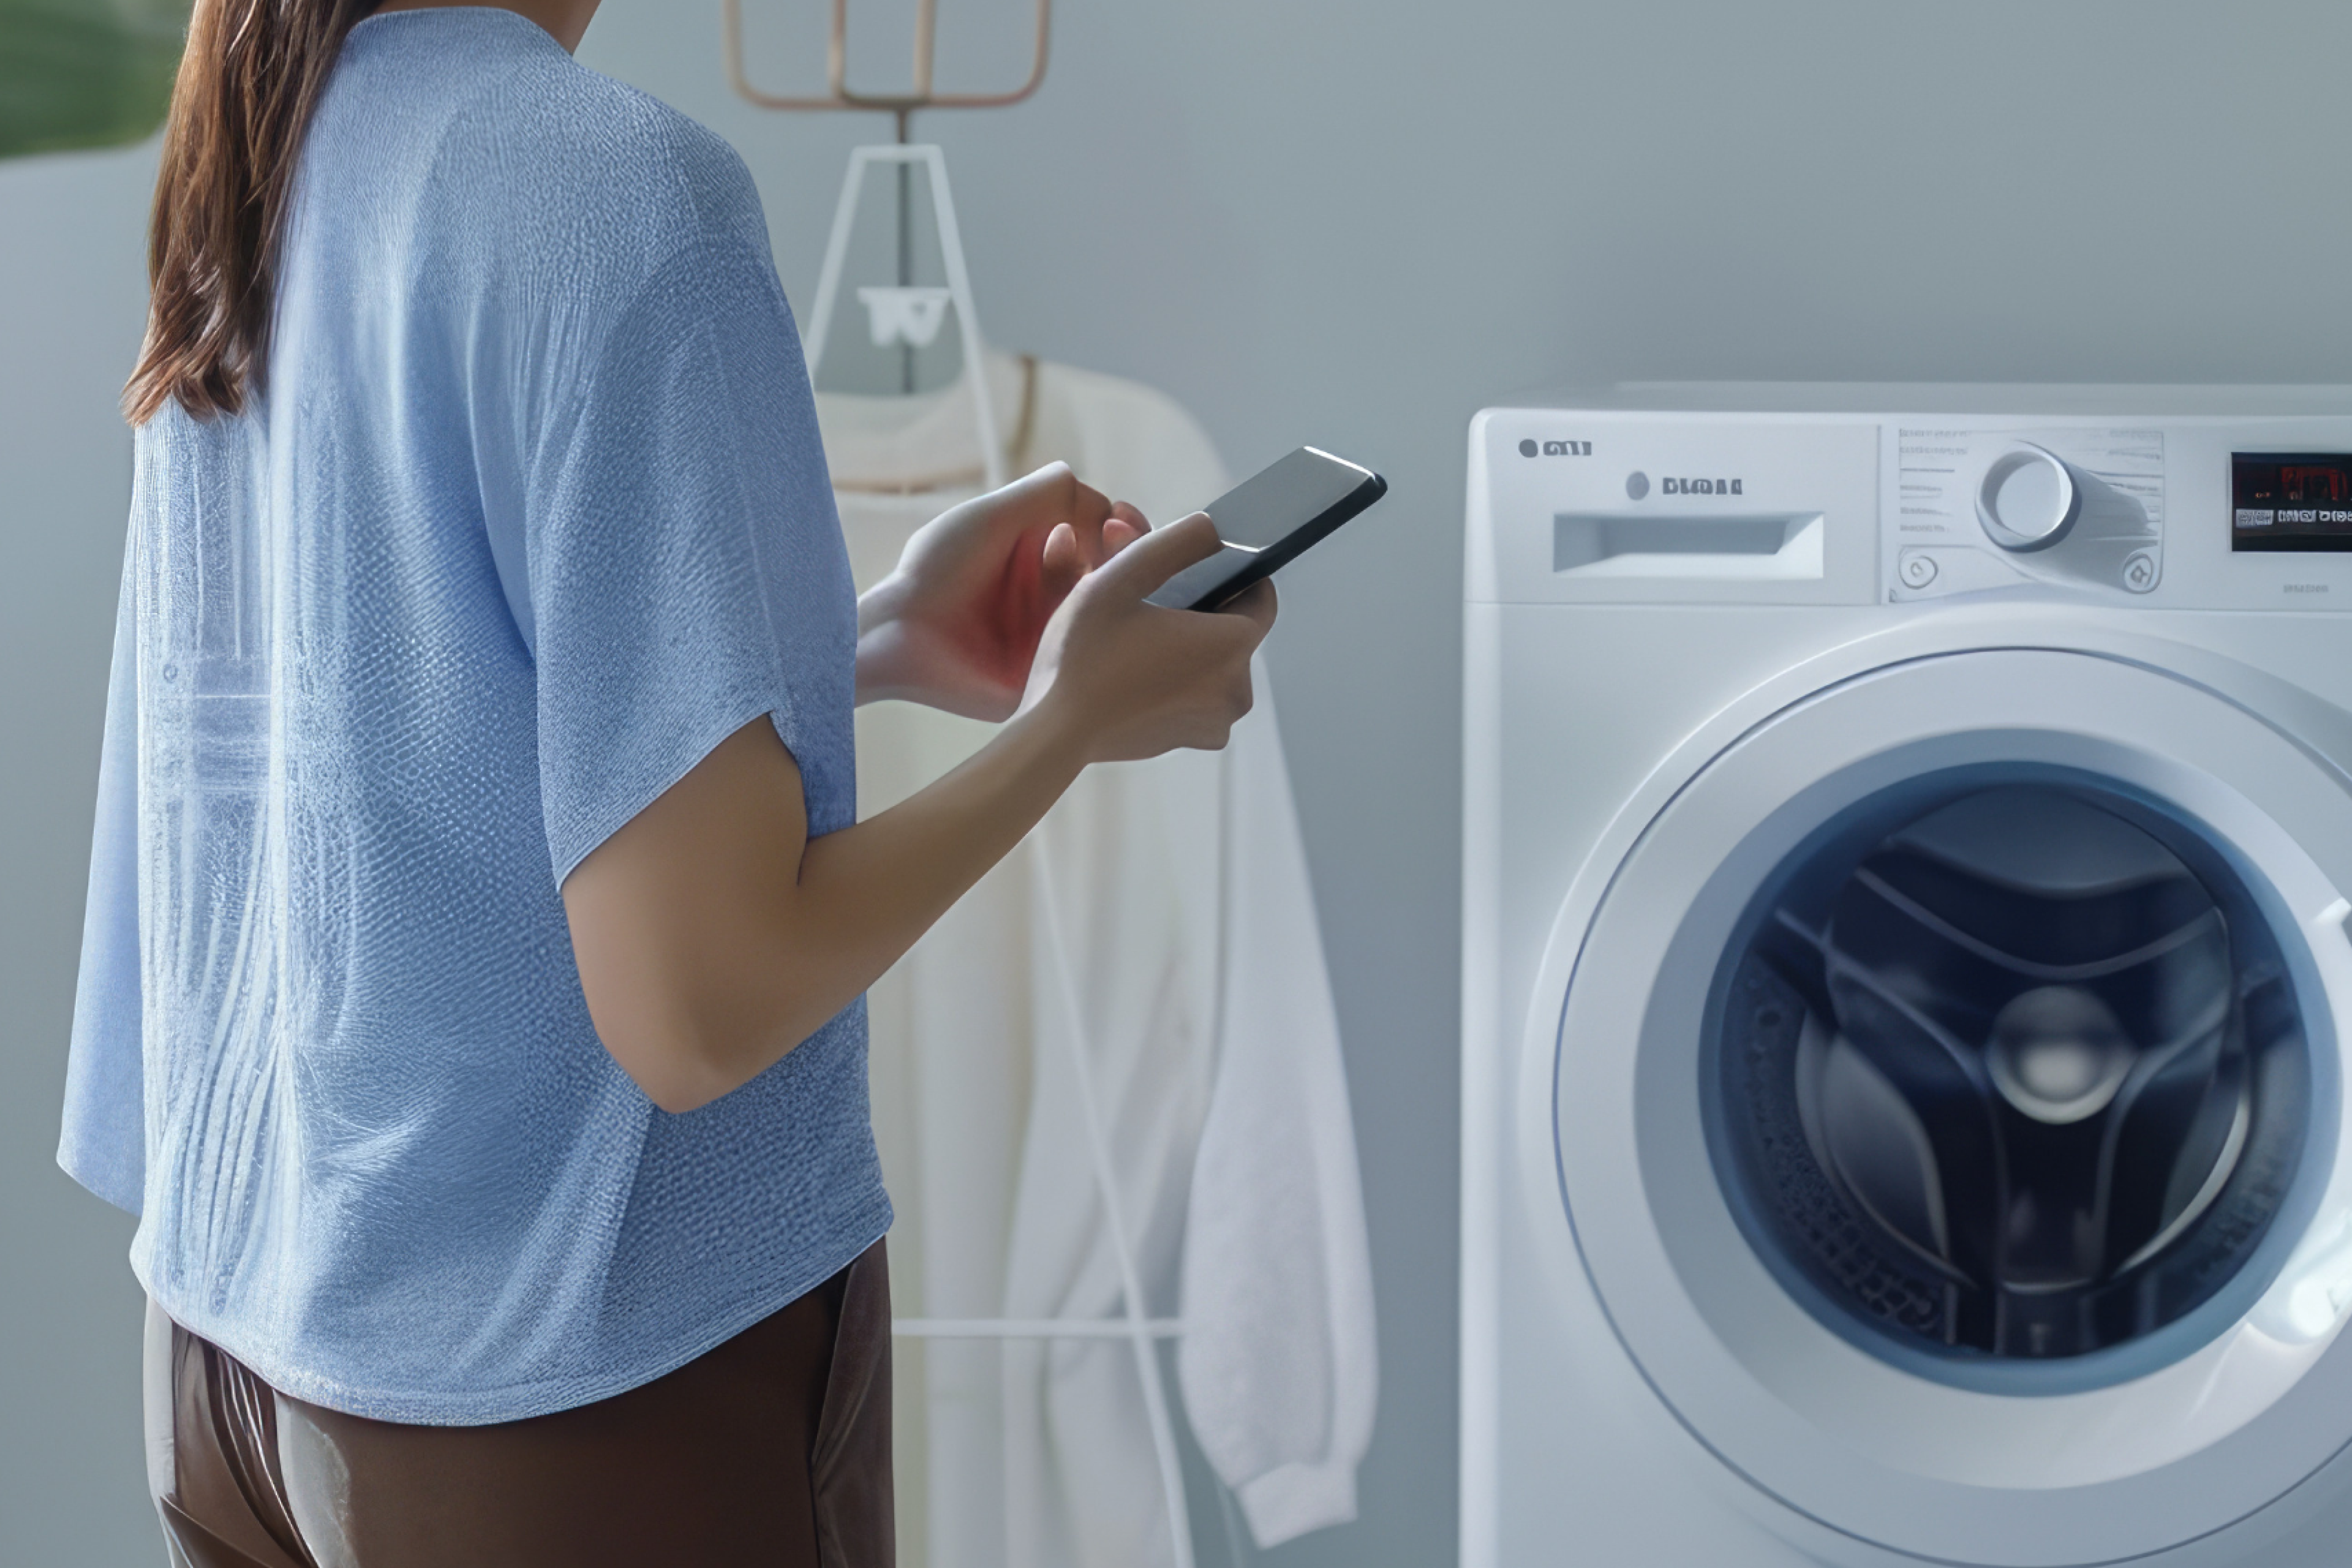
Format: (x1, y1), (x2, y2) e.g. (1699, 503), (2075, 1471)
(1461, 385), (2352, 1567)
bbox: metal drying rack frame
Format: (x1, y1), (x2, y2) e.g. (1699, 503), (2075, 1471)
(722, 0), (1052, 141)
(722, 7), (1210, 1567)
(722, 0), (1047, 399)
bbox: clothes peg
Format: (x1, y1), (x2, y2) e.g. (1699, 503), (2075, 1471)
(856, 285), (956, 350)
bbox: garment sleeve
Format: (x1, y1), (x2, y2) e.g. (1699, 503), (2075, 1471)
(1177, 663), (1380, 1547)
(524, 236), (858, 883)
(59, 531), (146, 1215)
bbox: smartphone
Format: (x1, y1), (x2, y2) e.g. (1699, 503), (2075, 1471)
(1143, 447), (1387, 611)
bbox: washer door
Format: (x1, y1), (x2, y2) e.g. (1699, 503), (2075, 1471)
(1554, 648), (2352, 1567)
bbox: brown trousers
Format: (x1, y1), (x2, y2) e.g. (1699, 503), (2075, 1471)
(145, 1242), (893, 1568)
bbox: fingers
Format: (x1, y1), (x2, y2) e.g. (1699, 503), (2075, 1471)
(1069, 480), (1115, 569)
(981, 461), (1108, 561)
(1016, 462), (1117, 568)
(1185, 652), (1257, 752)
(1102, 500), (1147, 560)
(1039, 521), (1081, 603)
(992, 464), (1148, 573)
(1090, 511), (1224, 601)
(1219, 579), (1278, 639)
(995, 461), (1080, 518)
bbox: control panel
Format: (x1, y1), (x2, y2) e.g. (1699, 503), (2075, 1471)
(1877, 418), (2352, 609)
(1887, 429), (2165, 601)
(1469, 396), (2352, 609)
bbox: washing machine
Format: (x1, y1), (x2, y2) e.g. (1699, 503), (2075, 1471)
(1460, 385), (2352, 1567)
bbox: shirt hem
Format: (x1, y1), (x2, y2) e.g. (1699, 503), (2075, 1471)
(137, 1200), (892, 1427)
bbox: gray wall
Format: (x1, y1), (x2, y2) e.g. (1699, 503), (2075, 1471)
(11, 1), (2352, 1562)
(3, 138), (166, 1567)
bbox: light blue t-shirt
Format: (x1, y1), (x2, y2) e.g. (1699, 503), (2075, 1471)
(56, 7), (888, 1424)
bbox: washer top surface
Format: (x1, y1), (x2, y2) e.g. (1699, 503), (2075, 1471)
(1504, 382), (2352, 418)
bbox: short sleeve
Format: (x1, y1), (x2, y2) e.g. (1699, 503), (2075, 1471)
(526, 237), (857, 882)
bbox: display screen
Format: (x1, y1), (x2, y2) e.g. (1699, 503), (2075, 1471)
(1207, 447), (1376, 549)
(2232, 453), (2352, 551)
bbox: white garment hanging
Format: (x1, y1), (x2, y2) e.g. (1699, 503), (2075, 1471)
(820, 351), (1377, 1566)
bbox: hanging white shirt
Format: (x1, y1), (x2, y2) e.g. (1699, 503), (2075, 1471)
(818, 351), (1377, 1566)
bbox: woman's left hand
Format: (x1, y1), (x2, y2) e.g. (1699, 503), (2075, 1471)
(854, 462), (1146, 720)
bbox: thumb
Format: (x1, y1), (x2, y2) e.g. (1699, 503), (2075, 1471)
(1088, 511), (1223, 602)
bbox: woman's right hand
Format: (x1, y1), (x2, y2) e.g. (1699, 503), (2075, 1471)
(1019, 511), (1277, 762)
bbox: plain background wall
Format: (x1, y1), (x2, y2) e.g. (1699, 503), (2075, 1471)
(12, 2), (2352, 1562)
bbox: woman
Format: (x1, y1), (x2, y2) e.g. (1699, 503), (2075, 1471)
(58, 0), (1273, 1559)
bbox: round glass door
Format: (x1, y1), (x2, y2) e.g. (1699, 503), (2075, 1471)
(1711, 776), (2309, 1381)
(1542, 646), (2352, 1564)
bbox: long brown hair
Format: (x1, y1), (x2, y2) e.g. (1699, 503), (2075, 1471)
(124, 0), (382, 424)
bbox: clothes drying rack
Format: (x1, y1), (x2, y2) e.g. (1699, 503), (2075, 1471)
(723, 8), (1213, 1567)
(723, 0), (1046, 398)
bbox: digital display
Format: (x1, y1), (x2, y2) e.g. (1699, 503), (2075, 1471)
(2233, 453), (2352, 551)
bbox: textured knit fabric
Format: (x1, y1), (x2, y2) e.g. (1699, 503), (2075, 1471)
(57, 7), (888, 1425)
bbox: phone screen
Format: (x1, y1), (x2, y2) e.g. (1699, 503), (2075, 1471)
(1207, 448), (1378, 551)
(1144, 446), (1385, 610)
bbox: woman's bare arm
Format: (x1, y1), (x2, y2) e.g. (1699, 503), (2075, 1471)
(562, 513), (1272, 1113)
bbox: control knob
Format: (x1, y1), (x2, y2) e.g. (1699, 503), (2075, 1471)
(1977, 444), (2079, 552)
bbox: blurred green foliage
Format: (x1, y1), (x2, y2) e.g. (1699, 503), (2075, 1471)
(1, 0), (190, 159)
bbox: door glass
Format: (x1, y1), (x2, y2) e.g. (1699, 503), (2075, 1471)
(1713, 782), (2309, 1365)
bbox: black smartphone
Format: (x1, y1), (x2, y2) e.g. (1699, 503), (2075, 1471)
(1143, 447), (1387, 611)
